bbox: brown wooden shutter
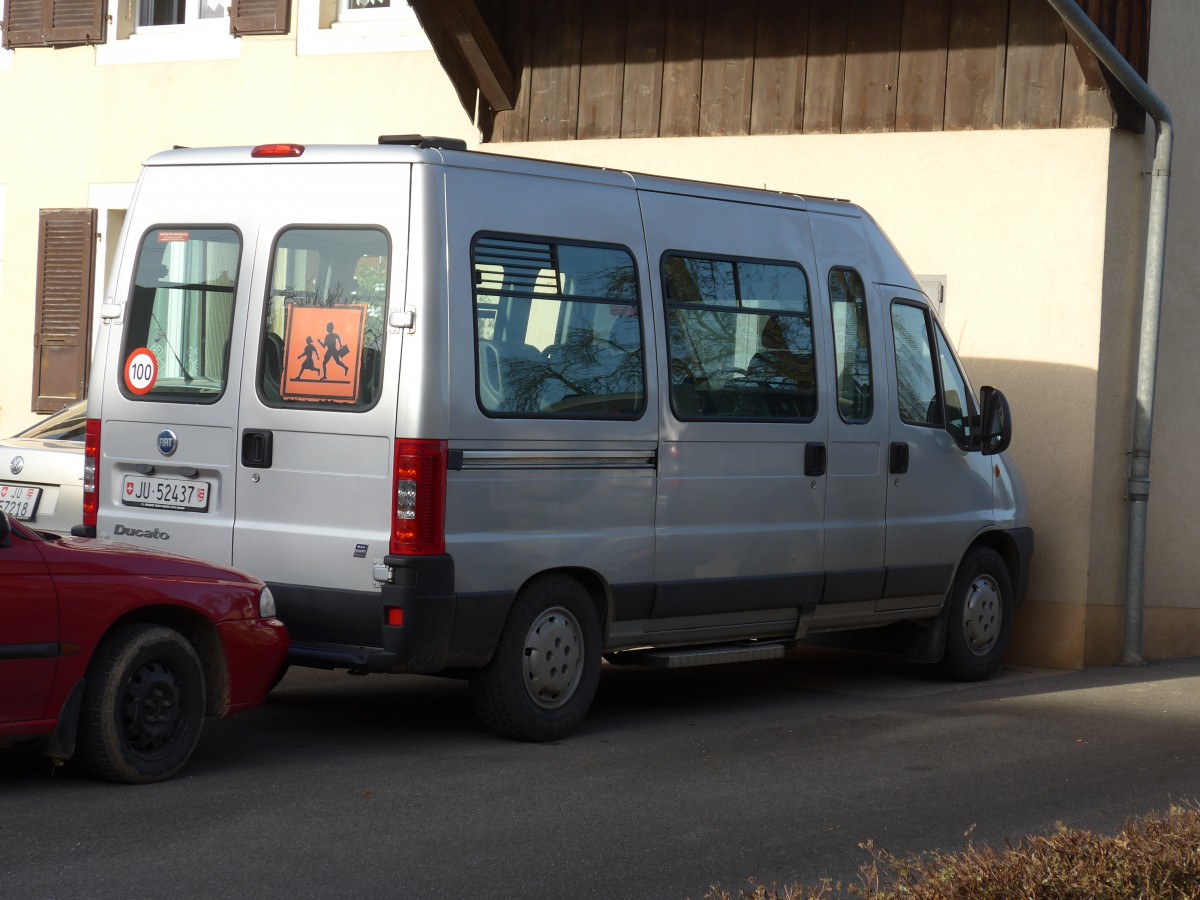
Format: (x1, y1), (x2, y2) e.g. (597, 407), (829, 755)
(2, 0), (46, 47)
(230, 0), (290, 35)
(3, 0), (104, 47)
(31, 209), (96, 413)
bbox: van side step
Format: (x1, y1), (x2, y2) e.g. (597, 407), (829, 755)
(606, 642), (786, 669)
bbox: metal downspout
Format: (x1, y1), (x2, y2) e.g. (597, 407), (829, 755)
(1044, 0), (1173, 665)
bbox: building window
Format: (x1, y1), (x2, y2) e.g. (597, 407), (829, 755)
(297, 0), (428, 55)
(138, 0), (228, 30)
(337, 0), (403, 24)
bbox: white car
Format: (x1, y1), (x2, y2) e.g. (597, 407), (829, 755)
(0, 402), (86, 536)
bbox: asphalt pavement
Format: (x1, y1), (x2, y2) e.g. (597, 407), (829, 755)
(3, 650), (1200, 899)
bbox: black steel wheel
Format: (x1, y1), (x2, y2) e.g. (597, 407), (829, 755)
(79, 624), (206, 784)
(935, 547), (1014, 682)
(470, 574), (602, 742)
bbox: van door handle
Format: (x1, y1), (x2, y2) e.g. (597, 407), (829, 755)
(804, 443), (826, 477)
(242, 429), (274, 469)
(890, 442), (909, 474)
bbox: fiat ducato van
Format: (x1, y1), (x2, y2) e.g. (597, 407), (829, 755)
(80, 137), (1033, 740)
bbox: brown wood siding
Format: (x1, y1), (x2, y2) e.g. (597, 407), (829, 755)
(481, 0), (1150, 142)
(32, 210), (96, 413)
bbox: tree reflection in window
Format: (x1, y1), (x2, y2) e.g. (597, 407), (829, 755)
(891, 303), (941, 427)
(663, 253), (815, 421)
(472, 235), (645, 418)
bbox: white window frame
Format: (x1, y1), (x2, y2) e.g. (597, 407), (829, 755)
(134, 0), (231, 35)
(95, 0), (240, 65)
(336, 0), (405, 25)
(297, 0), (430, 57)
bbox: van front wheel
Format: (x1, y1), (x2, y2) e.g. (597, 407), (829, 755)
(935, 547), (1014, 682)
(470, 575), (602, 742)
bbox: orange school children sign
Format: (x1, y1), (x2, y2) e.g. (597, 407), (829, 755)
(280, 305), (367, 403)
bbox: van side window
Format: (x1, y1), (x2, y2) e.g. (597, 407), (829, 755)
(829, 268), (872, 423)
(935, 324), (977, 448)
(891, 302), (942, 427)
(663, 253), (815, 421)
(120, 227), (241, 403)
(257, 227), (389, 410)
(472, 235), (645, 418)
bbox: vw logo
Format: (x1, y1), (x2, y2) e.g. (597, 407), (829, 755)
(156, 430), (179, 457)
(9, 456), (23, 476)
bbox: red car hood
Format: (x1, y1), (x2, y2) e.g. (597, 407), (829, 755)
(36, 533), (262, 586)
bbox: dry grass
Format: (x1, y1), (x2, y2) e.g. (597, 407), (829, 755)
(708, 804), (1200, 899)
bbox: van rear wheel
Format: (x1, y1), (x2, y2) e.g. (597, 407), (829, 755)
(935, 547), (1014, 682)
(470, 575), (602, 742)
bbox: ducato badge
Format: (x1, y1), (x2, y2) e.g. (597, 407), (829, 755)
(157, 430), (179, 457)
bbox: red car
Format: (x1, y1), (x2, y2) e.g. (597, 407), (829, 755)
(0, 510), (287, 783)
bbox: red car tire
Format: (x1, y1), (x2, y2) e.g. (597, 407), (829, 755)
(78, 624), (207, 784)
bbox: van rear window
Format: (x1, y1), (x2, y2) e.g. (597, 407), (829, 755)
(257, 227), (389, 410)
(120, 227), (241, 402)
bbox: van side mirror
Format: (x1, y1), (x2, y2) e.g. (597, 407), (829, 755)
(978, 386), (1012, 456)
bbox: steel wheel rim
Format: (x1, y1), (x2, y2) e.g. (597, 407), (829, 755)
(522, 606), (584, 710)
(121, 657), (188, 758)
(962, 574), (1002, 657)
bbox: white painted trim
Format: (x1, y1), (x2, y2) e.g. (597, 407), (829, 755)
(95, 26), (241, 66)
(297, 0), (430, 56)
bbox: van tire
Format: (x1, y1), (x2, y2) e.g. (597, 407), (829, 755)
(78, 624), (207, 784)
(470, 575), (601, 742)
(935, 547), (1013, 682)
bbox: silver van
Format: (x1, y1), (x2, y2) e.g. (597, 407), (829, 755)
(82, 137), (1032, 741)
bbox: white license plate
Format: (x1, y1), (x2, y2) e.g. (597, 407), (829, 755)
(121, 476), (211, 512)
(0, 483), (42, 521)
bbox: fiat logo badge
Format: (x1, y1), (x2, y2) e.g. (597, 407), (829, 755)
(9, 456), (23, 476)
(157, 430), (179, 457)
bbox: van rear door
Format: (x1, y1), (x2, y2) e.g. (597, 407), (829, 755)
(97, 164), (259, 564)
(229, 164), (409, 644)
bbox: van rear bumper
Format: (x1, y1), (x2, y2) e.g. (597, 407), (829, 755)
(282, 555), (512, 675)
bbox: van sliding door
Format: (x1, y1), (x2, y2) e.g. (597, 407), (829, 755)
(640, 191), (826, 631)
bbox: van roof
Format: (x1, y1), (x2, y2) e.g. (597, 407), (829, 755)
(143, 142), (862, 217)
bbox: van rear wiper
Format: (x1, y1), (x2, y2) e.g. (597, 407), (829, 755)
(150, 311), (195, 384)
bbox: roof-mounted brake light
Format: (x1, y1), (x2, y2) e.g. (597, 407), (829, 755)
(251, 144), (305, 159)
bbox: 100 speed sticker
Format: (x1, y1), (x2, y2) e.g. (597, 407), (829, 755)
(124, 348), (159, 395)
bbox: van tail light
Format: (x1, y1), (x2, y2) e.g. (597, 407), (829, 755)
(391, 440), (447, 556)
(82, 418), (101, 528)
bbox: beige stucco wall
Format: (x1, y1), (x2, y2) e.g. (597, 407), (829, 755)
(0, 20), (1172, 667)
